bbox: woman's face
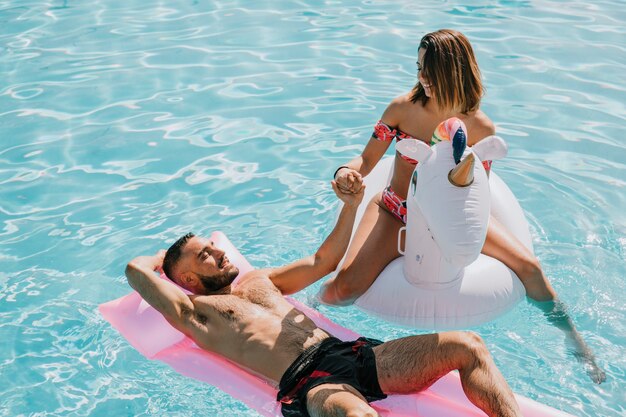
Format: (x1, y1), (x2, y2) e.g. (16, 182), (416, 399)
(417, 48), (432, 97)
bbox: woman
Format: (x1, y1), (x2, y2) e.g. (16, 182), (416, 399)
(320, 29), (604, 383)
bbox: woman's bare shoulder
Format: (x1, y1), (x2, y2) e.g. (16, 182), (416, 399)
(383, 93), (419, 125)
(392, 93), (420, 110)
(468, 110), (496, 144)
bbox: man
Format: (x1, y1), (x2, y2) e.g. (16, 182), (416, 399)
(125, 181), (522, 417)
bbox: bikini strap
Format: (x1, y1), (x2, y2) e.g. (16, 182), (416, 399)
(372, 120), (397, 142)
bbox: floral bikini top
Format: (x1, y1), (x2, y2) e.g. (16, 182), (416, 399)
(372, 120), (492, 171)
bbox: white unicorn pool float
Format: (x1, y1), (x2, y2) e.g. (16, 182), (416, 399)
(346, 118), (530, 329)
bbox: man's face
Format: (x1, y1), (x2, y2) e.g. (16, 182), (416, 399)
(174, 236), (239, 294)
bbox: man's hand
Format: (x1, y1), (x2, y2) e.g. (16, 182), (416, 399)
(129, 250), (167, 275)
(154, 249), (167, 273)
(335, 167), (363, 194)
(332, 180), (365, 208)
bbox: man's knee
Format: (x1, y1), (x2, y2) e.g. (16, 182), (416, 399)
(456, 331), (490, 363)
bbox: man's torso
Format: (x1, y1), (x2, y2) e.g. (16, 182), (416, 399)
(183, 272), (330, 382)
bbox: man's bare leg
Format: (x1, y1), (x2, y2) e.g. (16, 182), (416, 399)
(306, 383), (379, 417)
(373, 332), (522, 417)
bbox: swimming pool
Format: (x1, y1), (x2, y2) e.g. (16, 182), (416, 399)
(1, 0), (624, 415)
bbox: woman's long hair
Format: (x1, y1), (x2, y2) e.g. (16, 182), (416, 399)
(410, 29), (483, 114)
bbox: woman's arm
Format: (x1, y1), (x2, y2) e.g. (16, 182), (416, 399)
(334, 98), (404, 193)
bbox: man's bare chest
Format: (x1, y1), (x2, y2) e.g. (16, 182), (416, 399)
(194, 278), (287, 322)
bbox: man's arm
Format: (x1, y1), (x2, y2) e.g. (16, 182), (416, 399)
(268, 181), (364, 295)
(125, 250), (195, 332)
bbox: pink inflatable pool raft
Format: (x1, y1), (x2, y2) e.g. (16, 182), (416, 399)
(99, 231), (574, 417)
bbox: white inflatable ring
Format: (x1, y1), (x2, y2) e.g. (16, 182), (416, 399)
(349, 156), (529, 330)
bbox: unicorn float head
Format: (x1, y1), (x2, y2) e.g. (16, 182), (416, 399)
(396, 117), (508, 288)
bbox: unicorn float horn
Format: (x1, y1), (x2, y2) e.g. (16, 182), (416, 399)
(448, 152), (475, 187)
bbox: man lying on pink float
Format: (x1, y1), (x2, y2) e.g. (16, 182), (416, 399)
(101, 177), (575, 417)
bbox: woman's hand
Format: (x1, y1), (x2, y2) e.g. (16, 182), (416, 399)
(331, 180), (364, 208)
(335, 167), (363, 194)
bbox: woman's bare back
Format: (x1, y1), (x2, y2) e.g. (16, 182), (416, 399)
(387, 95), (494, 199)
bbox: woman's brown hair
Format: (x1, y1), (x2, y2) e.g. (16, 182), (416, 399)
(410, 29), (483, 113)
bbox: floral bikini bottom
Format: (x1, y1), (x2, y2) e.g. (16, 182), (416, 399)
(381, 185), (407, 224)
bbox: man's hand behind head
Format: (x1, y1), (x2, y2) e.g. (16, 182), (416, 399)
(155, 249), (167, 273)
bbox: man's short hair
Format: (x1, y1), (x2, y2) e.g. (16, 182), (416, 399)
(162, 232), (195, 281)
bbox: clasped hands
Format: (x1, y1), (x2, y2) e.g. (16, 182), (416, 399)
(332, 167), (365, 208)
(334, 167), (364, 195)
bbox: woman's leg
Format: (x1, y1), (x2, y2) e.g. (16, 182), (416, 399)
(483, 216), (605, 383)
(319, 193), (404, 306)
(373, 332), (522, 417)
(482, 215), (556, 301)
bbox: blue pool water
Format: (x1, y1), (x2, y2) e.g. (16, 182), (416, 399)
(1, 0), (624, 415)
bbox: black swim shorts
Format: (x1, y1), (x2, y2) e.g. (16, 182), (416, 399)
(277, 337), (387, 417)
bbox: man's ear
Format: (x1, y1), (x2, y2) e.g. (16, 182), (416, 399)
(178, 272), (198, 289)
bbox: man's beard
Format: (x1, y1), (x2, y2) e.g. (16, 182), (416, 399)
(198, 266), (240, 293)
